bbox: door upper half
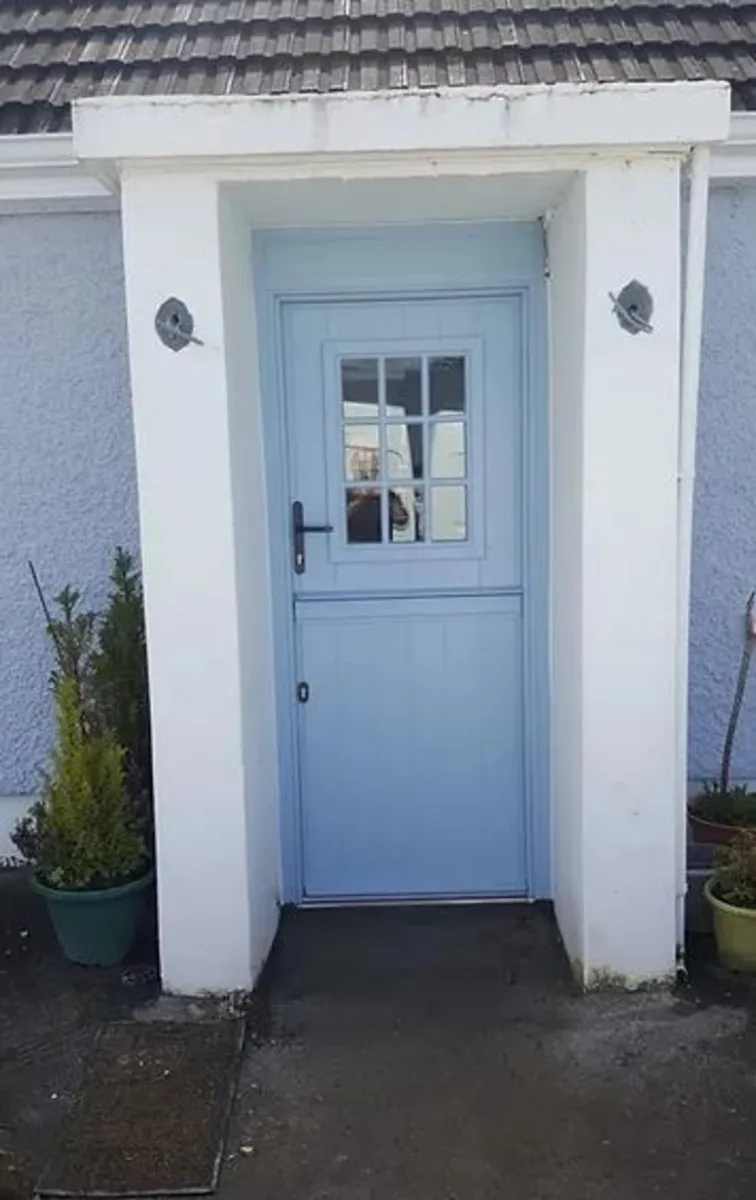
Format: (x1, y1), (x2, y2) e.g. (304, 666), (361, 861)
(283, 296), (523, 596)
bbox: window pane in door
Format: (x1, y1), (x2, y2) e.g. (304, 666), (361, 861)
(390, 487), (424, 543)
(429, 356), (465, 415)
(386, 357), (422, 418)
(344, 425), (381, 482)
(430, 421), (465, 479)
(386, 422), (423, 481)
(430, 485), (467, 542)
(342, 359), (379, 421)
(346, 487), (383, 543)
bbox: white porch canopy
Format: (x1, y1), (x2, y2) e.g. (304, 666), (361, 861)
(71, 81), (730, 993)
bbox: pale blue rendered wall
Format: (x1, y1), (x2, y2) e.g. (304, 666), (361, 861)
(0, 211), (137, 800)
(690, 183), (756, 784)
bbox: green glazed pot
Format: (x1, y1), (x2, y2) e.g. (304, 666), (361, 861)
(705, 878), (756, 972)
(32, 870), (154, 967)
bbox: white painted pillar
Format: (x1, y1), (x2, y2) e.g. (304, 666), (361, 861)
(120, 172), (279, 993)
(551, 157), (681, 987)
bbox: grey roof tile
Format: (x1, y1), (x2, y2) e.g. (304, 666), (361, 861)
(0, 0), (754, 132)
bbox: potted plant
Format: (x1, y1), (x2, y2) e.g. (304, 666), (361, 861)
(12, 673), (151, 966)
(689, 590), (756, 843)
(12, 567), (152, 967)
(705, 831), (756, 971)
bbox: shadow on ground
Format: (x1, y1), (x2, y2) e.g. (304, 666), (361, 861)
(0, 868), (158, 1198)
(2, 877), (756, 1200)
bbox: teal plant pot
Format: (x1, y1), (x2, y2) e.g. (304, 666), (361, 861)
(32, 870), (154, 967)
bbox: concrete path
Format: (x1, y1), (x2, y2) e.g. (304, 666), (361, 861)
(223, 905), (756, 1200)
(2, 873), (756, 1200)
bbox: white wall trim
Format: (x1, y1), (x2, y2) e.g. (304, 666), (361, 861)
(72, 83), (730, 166)
(0, 132), (113, 209)
(711, 112), (756, 178)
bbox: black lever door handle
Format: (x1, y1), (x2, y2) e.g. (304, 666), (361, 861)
(292, 501), (334, 574)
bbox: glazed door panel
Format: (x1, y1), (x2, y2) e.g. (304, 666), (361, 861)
(283, 296), (527, 899)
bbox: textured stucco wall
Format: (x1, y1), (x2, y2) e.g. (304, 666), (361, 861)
(0, 211), (137, 804)
(690, 184), (756, 784)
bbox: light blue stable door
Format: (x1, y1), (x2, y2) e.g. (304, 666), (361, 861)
(284, 295), (527, 900)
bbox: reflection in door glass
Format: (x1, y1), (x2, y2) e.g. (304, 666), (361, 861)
(391, 488), (424, 543)
(344, 425), (380, 482)
(430, 421), (465, 479)
(386, 357), (422, 418)
(346, 487), (383, 543)
(338, 353), (470, 546)
(430, 485), (467, 542)
(342, 359), (379, 420)
(386, 422), (423, 481)
(429, 357), (465, 415)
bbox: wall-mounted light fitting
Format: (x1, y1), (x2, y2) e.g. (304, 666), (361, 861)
(609, 280), (654, 335)
(154, 297), (204, 352)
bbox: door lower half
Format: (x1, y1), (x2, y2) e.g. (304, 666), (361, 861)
(283, 295), (528, 901)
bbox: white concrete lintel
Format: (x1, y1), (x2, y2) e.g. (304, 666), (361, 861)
(113, 147), (691, 189)
(73, 82), (731, 167)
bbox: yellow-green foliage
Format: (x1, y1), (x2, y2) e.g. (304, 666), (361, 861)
(713, 831), (756, 910)
(13, 676), (145, 890)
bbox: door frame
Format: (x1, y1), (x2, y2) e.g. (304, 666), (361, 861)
(255, 232), (549, 905)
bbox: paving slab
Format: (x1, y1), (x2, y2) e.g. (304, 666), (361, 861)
(0, 869), (159, 1198)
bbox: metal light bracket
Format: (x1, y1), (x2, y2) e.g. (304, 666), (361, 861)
(155, 297), (204, 352)
(609, 280), (654, 335)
